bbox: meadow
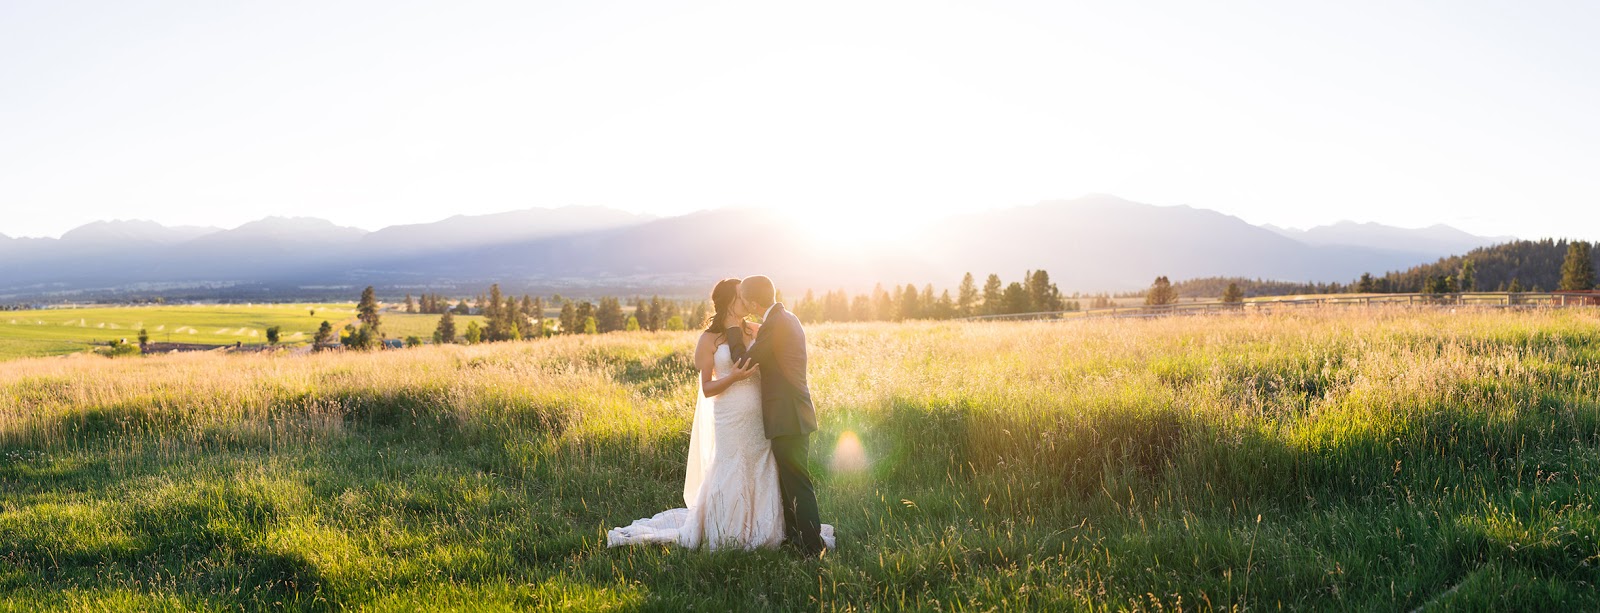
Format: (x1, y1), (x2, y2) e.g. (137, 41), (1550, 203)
(2, 308), (1600, 610)
(0, 304), (483, 360)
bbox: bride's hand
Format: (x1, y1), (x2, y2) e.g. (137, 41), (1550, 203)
(728, 358), (759, 381)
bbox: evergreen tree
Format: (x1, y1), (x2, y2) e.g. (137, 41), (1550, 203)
(1560, 241), (1595, 290)
(454, 299), (471, 315)
(583, 316), (598, 334)
(957, 273), (978, 316)
(822, 290), (850, 322)
(982, 274), (1004, 315)
(357, 285), (381, 328)
(1459, 259), (1477, 292)
(795, 290), (823, 323)
(654, 297), (676, 331)
(1222, 282), (1244, 304)
(1027, 270), (1063, 311)
(315, 321), (333, 344)
(485, 284), (508, 341)
(559, 301), (577, 334)
(266, 326), (281, 345)
(464, 320), (482, 344)
(648, 296), (667, 331)
(690, 301), (709, 329)
(138, 327), (149, 349)
(596, 297), (626, 333)
(530, 297), (546, 338)
(1145, 276), (1178, 306)
(626, 316), (641, 331)
(575, 302), (594, 332)
(505, 294), (525, 340)
(935, 289), (956, 320)
(898, 284), (920, 321)
(1508, 278), (1524, 293)
(851, 294), (872, 322)
(1426, 275), (1457, 295)
(434, 311), (457, 344)
(1003, 282), (1030, 314)
(665, 315), (685, 331)
(404, 294), (415, 314)
(1356, 273), (1376, 293)
(356, 286), (382, 342)
(873, 284), (895, 322)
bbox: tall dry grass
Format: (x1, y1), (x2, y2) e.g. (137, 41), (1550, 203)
(2, 307), (1599, 610)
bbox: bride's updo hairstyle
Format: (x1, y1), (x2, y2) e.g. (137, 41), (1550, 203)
(702, 278), (742, 335)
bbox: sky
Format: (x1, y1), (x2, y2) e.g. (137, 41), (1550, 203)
(2, 0), (1597, 240)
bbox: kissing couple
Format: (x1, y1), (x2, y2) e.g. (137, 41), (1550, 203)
(608, 275), (835, 555)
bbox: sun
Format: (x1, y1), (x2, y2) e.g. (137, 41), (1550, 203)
(788, 207), (920, 250)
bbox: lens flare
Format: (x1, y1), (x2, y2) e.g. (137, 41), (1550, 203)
(831, 430), (867, 473)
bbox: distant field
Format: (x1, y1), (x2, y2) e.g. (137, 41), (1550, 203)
(0, 304), (484, 360)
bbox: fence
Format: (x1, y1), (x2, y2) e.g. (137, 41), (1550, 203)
(960, 292), (1600, 323)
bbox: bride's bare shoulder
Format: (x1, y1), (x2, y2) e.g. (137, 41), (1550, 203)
(696, 330), (722, 349)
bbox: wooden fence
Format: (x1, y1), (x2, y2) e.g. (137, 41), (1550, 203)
(960, 292), (1600, 323)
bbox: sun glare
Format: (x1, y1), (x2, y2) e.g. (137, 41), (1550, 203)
(830, 430), (868, 474)
(792, 208), (921, 250)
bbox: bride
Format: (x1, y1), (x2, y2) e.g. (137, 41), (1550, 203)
(607, 278), (834, 551)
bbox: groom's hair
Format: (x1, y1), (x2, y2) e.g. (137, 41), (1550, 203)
(741, 275), (776, 308)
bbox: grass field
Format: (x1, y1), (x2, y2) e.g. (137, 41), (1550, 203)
(0, 305), (484, 360)
(3, 308), (1600, 610)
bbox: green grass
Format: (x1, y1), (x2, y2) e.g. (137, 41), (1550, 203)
(3, 308), (1600, 610)
(0, 305), (483, 360)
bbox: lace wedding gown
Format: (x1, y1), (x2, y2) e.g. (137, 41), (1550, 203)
(607, 343), (835, 550)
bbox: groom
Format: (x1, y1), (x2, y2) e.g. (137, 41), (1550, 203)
(732, 275), (825, 556)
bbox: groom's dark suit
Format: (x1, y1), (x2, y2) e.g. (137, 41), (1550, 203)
(734, 303), (824, 554)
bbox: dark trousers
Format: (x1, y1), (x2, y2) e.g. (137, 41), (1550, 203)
(770, 433), (824, 553)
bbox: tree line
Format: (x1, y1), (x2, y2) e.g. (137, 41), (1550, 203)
(1168, 240), (1599, 300)
(329, 270), (1081, 349)
(1352, 239), (1597, 294)
(426, 284), (704, 346)
(785, 270), (1080, 322)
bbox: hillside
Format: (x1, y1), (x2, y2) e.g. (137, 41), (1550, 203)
(0, 197), (1512, 301)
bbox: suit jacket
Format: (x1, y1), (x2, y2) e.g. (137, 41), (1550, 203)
(741, 304), (817, 438)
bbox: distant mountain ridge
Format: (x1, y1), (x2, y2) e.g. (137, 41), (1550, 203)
(0, 197), (1516, 301)
(59, 219), (223, 244)
(1264, 220), (1513, 256)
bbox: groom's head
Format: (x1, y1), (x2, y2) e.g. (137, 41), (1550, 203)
(740, 275), (777, 310)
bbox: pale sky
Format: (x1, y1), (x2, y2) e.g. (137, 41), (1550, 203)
(2, 1), (1596, 240)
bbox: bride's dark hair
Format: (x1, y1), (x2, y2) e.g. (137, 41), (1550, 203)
(702, 278), (742, 336)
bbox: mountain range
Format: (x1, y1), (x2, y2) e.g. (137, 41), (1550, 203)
(0, 195), (1515, 301)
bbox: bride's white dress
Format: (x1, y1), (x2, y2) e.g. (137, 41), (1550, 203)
(607, 342), (835, 550)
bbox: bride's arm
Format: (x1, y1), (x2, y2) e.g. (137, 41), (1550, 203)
(696, 332), (757, 397)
